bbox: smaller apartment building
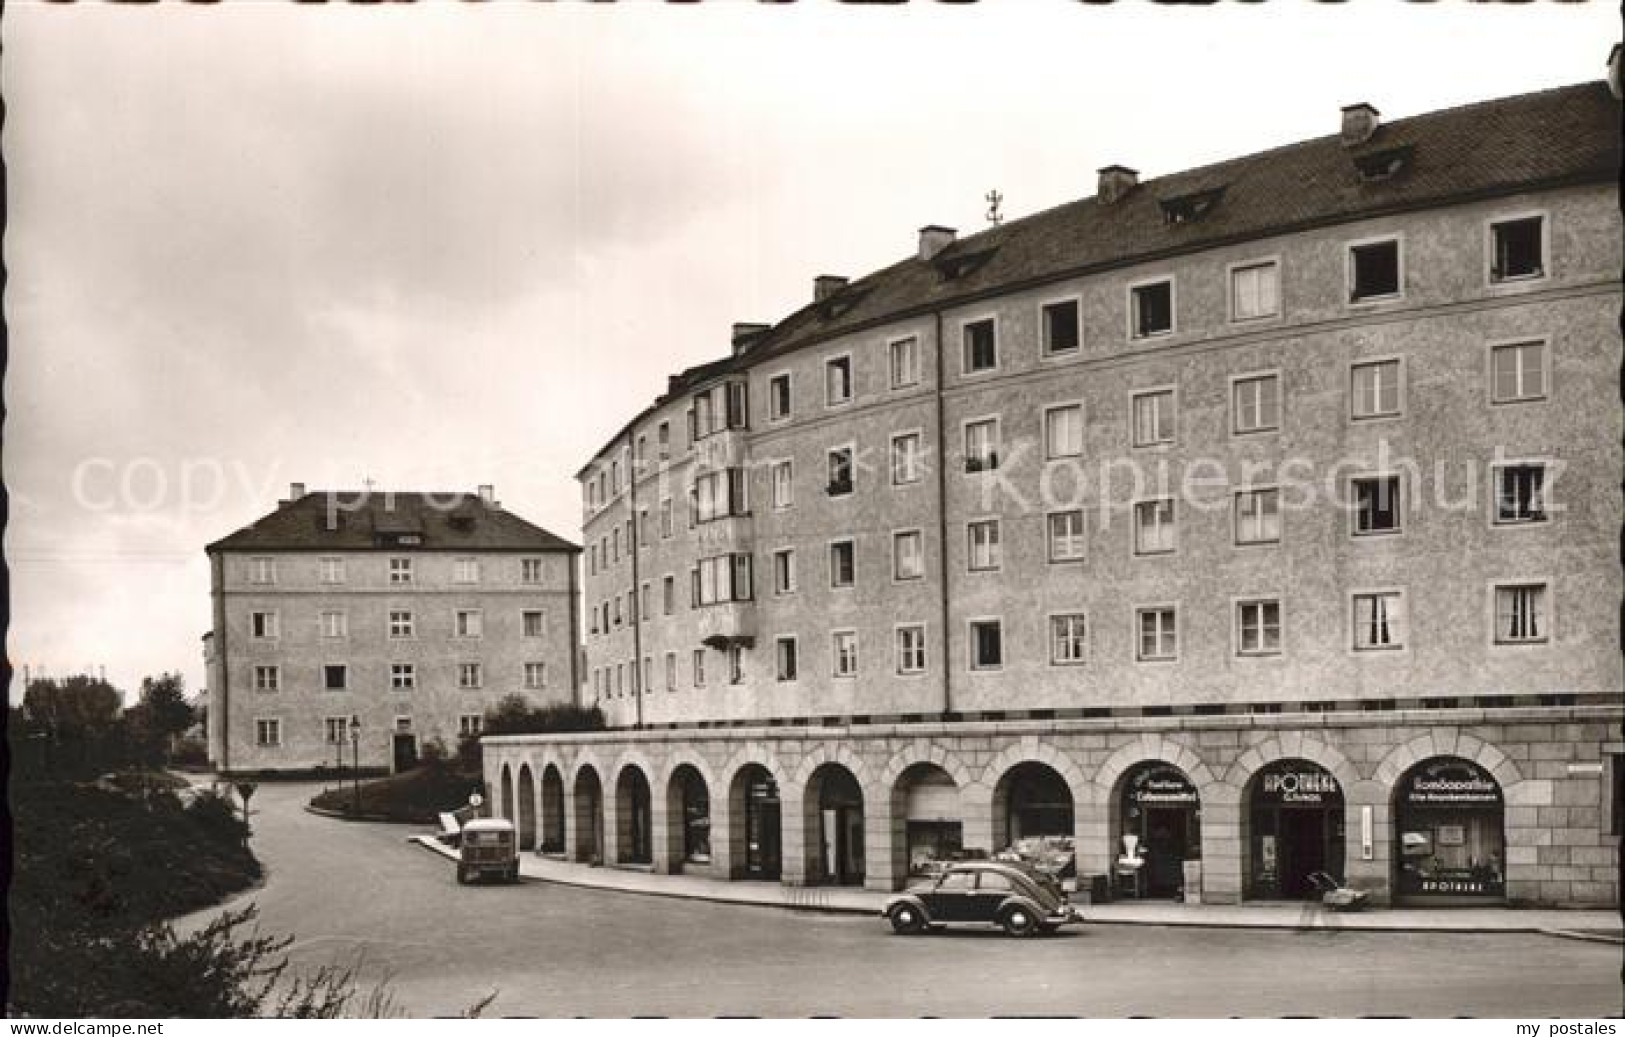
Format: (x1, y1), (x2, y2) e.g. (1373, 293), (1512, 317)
(206, 485), (580, 773)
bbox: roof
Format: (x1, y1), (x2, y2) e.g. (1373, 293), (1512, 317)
(463, 818), (516, 833)
(579, 80), (1620, 472)
(206, 491), (580, 554)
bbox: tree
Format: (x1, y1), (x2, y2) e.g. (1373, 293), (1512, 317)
(138, 673), (195, 744)
(23, 676), (122, 739)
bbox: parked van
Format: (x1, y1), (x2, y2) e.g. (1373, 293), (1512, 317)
(457, 818), (519, 884)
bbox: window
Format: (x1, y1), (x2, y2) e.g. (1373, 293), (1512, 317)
(692, 553), (753, 605)
(660, 498), (674, 537)
(1231, 374), (1280, 434)
(1131, 280), (1173, 338)
(1351, 476), (1402, 536)
(320, 557), (345, 584)
(725, 381), (750, 430)
(1491, 341), (1547, 403)
(1494, 464), (1547, 525)
(643, 657), (653, 694)
(893, 530), (924, 581)
(891, 433), (923, 485)
(254, 665), (279, 692)
(459, 662), (483, 689)
(693, 392), (716, 440)
(1230, 260), (1279, 321)
(522, 610), (545, 637)
(1234, 488), (1281, 545)
(1351, 359), (1402, 419)
(251, 611), (279, 639)
(963, 318), (997, 373)
(1050, 614), (1088, 665)
(323, 664), (347, 691)
(524, 662), (547, 689)
(1131, 389), (1175, 446)
(641, 583), (651, 621)
(320, 610), (348, 638)
(657, 422), (670, 461)
(1137, 607), (1177, 661)
(454, 558), (479, 584)
(455, 610), (483, 638)
(969, 619), (1003, 670)
(692, 649), (706, 688)
(964, 419), (999, 472)
(776, 637), (799, 682)
(896, 625), (927, 674)
(829, 540), (856, 588)
(389, 557), (413, 584)
(772, 549), (796, 595)
(1134, 498), (1176, 555)
(1490, 215), (1544, 282)
(250, 557), (275, 584)
(255, 719), (281, 748)
(1349, 238), (1400, 301)
(325, 717), (351, 745)
(827, 448), (854, 496)
(521, 558), (544, 583)
(694, 468), (749, 522)
(1237, 600), (1281, 656)
(832, 631), (858, 677)
(1042, 299), (1081, 354)
(728, 646), (745, 685)
(1044, 404), (1084, 459)
(1048, 511), (1086, 562)
(967, 520), (1001, 571)
(825, 355), (853, 405)
(663, 575), (676, 614)
(611, 527), (621, 560)
(390, 663), (416, 689)
(890, 336), (920, 388)
(387, 610), (414, 639)
(459, 715), (483, 737)
(1494, 584), (1548, 644)
(769, 373), (792, 421)
(1353, 592), (1404, 650)
(664, 653), (676, 691)
(767, 461), (794, 510)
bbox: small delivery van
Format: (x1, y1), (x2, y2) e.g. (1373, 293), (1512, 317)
(457, 818), (519, 884)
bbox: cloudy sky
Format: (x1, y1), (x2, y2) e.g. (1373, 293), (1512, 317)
(4, 2), (1615, 702)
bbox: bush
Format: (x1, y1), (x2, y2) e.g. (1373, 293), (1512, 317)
(187, 788), (249, 844)
(172, 735), (210, 769)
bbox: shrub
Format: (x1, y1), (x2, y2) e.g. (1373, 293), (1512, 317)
(187, 788), (249, 845)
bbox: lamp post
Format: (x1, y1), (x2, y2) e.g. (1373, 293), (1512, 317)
(348, 714), (362, 817)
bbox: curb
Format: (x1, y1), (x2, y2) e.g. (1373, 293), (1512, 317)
(304, 803), (399, 823)
(1537, 928), (1625, 946)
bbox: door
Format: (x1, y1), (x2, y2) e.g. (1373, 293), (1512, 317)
(926, 871), (979, 921)
(1279, 808), (1328, 898)
(392, 734), (417, 772)
(1143, 808), (1188, 897)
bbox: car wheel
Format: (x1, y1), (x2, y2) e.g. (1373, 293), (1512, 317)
(1001, 905), (1037, 937)
(456, 864), (471, 885)
(888, 904), (925, 935)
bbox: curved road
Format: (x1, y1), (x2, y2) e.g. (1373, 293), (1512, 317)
(184, 782), (1622, 1018)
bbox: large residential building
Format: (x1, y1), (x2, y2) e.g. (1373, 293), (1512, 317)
(486, 69), (1622, 908)
(206, 485), (579, 774)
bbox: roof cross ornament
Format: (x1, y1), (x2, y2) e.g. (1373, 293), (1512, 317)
(985, 189), (1003, 226)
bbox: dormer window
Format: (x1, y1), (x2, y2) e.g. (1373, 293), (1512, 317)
(934, 247), (997, 281)
(1158, 186), (1226, 225)
(1353, 145), (1413, 183)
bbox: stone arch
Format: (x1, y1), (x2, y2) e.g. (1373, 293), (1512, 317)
(1221, 733), (1360, 797)
(516, 763), (537, 850)
(539, 760), (566, 853)
(570, 761), (605, 864)
(885, 753), (972, 890)
(878, 740), (977, 792)
(799, 760), (868, 886)
(1093, 734), (1218, 806)
(499, 763), (515, 822)
(612, 760), (655, 865)
(1371, 732), (1524, 792)
(663, 758), (716, 874)
(983, 742), (1085, 852)
(719, 751), (787, 880)
(978, 740), (1089, 797)
(790, 742), (878, 793)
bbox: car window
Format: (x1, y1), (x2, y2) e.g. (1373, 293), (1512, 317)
(977, 872), (1015, 892)
(937, 871), (977, 891)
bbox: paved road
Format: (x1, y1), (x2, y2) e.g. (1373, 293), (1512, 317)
(185, 782), (1623, 1018)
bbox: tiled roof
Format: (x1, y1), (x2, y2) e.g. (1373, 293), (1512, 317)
(582, 80), (1620, 472)
(206, 492), (579, 553)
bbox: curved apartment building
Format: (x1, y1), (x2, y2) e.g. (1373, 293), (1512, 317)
(487, 73), (1623, 907)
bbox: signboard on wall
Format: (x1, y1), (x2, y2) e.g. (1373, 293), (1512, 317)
(1400, 759), (1502, 807)
(1253, 761), (1341, 805)
(1125, 764), (1200, 807)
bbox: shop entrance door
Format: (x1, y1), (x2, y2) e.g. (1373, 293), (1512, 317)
(1142, 807), (1190, 897)
(1278, 808), (1329, 898)
(819, 806), (865, 886)
(744, 772), (782, 880)
(1247, 759), (1344, 901)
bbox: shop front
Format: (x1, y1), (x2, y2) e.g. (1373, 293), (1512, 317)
(1394, 756), (1505, 904)
(1118, 761), (1202, 899)
(741, 765), (782, 880)
(676, 766), (711, 867)
(901, 764), (963, 876)
(812, 765), (865, 886)
(1247, 759), (1345, 900)
(1002, 762), (1074, 847)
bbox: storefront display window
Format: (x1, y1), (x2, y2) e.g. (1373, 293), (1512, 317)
(1395, 757), (1504, 901)
(1247, 759), (1345, 900)
(1119, 761), (1202, 898)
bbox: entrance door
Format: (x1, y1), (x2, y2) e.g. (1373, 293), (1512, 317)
(818, 806), (866, 885)
(1142, 807), (1189, 897)
(392, 734), (417, 772)
(1278, 808), (1329, 898)
(1247, 759), (1345, 900)
(745, 776), (782, 879)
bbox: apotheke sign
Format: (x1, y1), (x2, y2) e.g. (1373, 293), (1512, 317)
(1257, 768), (1340, 804)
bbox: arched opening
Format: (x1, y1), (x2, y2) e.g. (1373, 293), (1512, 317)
(572, 765), (604, 864)
(540, 764), (565, 853)
(1112, 760), (1201, 899)
(804, 763), (865, 886)
(500, 764), (515, 822)
(728, 763), (781, 880)
(666, 764), (711, 872)
(890, 762), (963, 881)
(1393, 756), (1505, 904)
(993, 761), (1075, 848)
(517, 764), (537, 851)
(615, 766), (653, 865)
(1244, 758), (1345, 900)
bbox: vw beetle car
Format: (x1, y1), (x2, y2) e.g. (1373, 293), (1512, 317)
(882, 861), (1082, 937)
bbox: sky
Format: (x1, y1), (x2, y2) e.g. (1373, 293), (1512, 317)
(3, 1), (1617, 704)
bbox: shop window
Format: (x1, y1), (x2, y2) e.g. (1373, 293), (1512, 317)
(1395, 757), (1505, 901)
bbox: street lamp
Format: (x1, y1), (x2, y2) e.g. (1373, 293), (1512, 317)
(348, 714), (362, 817)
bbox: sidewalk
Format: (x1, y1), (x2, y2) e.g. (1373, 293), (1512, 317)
(409, 835), (1622, 941)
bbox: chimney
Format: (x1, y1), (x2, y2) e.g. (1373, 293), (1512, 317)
(1096, 165), (1139, 205)
(917, 225), (956, 262)
(730, 322), (770, 355)
(281, 482), (306, 507)
(1340, 103), (1380, 147)
(814, 275), (849, 302)
(477, 484), (497, 507)
(1609, 43), (1622, 100)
